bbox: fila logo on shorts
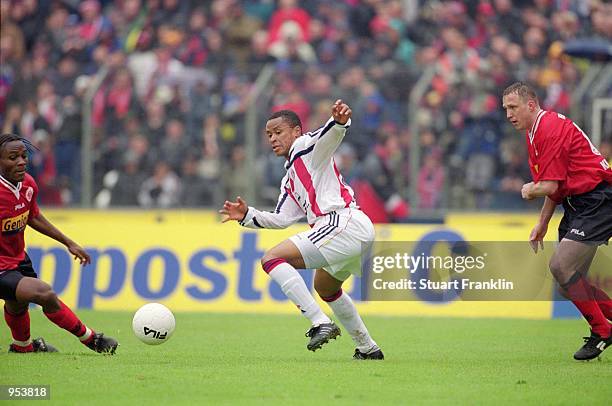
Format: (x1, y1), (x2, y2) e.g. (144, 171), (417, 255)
(570, 228), (586, 237)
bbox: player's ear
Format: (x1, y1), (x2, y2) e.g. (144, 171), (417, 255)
(528, 99), (538, 111)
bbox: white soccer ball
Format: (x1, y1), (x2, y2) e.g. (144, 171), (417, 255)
(132, 303), (175, 345)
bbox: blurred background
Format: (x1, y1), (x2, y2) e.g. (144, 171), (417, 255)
(1, 0), (611, 220)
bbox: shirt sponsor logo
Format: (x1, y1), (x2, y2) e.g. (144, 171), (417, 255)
(1, 211), (29, 235)
(15, 203), (25, 210)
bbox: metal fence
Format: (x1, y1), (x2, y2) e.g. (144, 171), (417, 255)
(75, 60), (610, 216)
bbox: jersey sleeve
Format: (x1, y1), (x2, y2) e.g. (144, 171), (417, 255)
(301, 117), (351, 168)
(239, 189), (304, 229)
(533, 117), (568, 183)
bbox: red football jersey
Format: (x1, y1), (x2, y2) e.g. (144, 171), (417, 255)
(0, 173), (40, 271)
(526, 110), (612, 202)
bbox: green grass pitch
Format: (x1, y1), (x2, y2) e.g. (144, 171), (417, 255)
(1, 310), (610, 405)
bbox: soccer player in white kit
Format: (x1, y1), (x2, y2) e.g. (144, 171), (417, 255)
(220, 100), (383, 359)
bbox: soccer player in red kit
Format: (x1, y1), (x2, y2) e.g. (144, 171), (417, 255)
(502, 82), (612, 361)
(0, 133), (118, 354)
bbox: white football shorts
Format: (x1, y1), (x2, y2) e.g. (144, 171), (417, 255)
(290, 208), (375, 281)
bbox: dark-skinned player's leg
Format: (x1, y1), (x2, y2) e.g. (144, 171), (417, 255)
(315, 269), (383, 360)
(3, 298), (49, 352)
(2, 268), (58, 353)
(14, 277), (118, 354)
(550, 240), (611, 360)
(260, 239), (339, 351)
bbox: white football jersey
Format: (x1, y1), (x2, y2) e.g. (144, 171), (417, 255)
(240, 117), (357, 228)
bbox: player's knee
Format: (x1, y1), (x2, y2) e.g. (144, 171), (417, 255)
(314, 280), (337, 299)
(260, 252), (283, 268)
(548, 255), (565, 280)
(5, 301), (28, 315)
(261, 253), (290, 275)
(32, 284), (59, 307)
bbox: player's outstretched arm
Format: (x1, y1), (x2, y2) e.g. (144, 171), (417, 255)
(309, 99), (353, 168)
(27, 213), (91, 265)
(219, 196), (248, 223)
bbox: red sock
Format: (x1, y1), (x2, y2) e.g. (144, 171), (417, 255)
(4, 306), (33, 352)
(563, 275), (611, 337)
(44, 300), (93, 344)
(590, 284), (612, 321)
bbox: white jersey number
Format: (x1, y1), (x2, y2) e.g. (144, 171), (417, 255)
(557, 113), (608, 169)
(557, 113), (602, 156)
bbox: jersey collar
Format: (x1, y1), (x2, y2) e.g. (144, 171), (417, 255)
(0, 174), (22, 199)
(528, 109), (545, 144)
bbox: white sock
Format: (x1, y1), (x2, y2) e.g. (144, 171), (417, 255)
(79, 327), (93, 342)
(324, 290), (377, 353)
(268, 262), (331, 326)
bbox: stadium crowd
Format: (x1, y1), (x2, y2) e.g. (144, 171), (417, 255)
(1, 0), (611, 220)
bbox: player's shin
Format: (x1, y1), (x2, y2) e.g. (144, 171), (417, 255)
(4, 306), (33, 351)
(43, 300), (94, 344)
(263, 258), (331, 326)
(562, 273), (611, 337)
(321, 289), (378, 352)
(590, 283), (612, 321)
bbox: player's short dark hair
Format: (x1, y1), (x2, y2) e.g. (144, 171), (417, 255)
(0, 133), (37, 154)
(503, 82), (539, 104)
(267, 110), (302, 132)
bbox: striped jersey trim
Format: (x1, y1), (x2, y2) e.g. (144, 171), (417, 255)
(275, 191), (289, 213)
(285, 120), (336, 169)
(308, 212), (339, 244)
(286, 145), (314, 170)
(0, 174), (22, 199)
(529, 110), (546, 145)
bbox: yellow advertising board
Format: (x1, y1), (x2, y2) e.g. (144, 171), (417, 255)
(21, 210), (606, 320)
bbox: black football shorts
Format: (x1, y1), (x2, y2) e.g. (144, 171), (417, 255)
(0, 254), (37, 301)
(559, 182), (612, 245)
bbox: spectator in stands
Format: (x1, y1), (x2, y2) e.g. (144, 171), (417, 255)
(361, 132), (409, 221)
(29, 129), (62, 205)
(110, 157), (146, 206)
(268, 0), (311, 47)
(224, 2), (263, 66)
(180, 154), (215, 207)
(177, 8), (208, 67)
(138, 161), (181, 208)
(159, 118), (190, 173)
(417, 148), (445, 209)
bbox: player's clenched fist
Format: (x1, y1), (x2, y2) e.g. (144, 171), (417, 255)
(219, 196), (248, 223)
(332, 99), (351, 125)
